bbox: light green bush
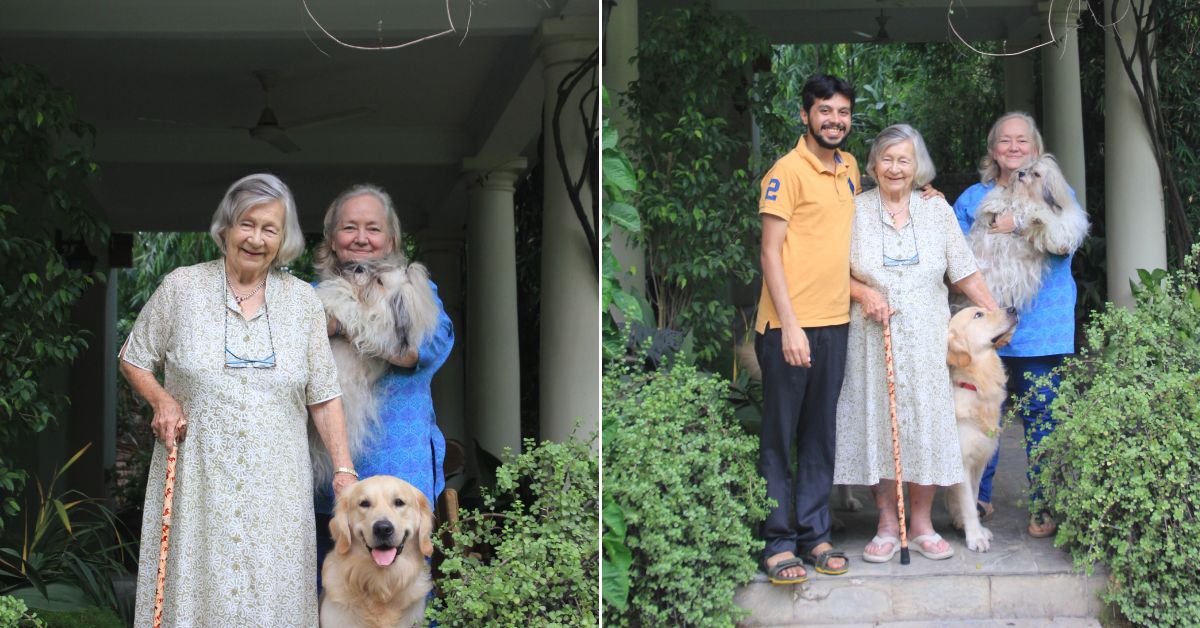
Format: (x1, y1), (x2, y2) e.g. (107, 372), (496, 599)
(427, 438), (598, 627)
(603, 359), (770, 626)
(1032, 254), (1200, 626)
(0, 595), (45, 627)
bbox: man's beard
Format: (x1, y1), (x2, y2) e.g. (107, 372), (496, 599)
(809, 122), (850, 150)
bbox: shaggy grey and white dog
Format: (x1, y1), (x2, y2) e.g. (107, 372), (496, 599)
(966, 155), (1089, 310)
(309, 258), (439, 488)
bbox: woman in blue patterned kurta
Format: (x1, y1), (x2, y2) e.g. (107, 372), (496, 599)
(952, 112), (1080, 539)
(310, 183), (455, 579)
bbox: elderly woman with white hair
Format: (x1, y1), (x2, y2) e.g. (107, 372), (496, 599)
(120, 173), (354, 626)
(832, 124), (997, 563)
(310, 183), (454, 581)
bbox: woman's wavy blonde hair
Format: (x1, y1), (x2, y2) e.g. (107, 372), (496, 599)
(977, 112), (1045, 185)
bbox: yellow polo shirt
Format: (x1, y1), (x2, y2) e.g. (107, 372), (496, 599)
(755, 138), (860, 332)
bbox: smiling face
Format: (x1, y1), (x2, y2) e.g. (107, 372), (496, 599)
(801, 93), (852, 150)
(991, 116), (1039, 182)
(223, 200), (284, 277)
(874, 139), (917, 197)
(331, 194), (395, 263)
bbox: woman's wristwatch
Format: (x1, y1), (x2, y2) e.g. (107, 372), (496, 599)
(334, 467), (359, 479)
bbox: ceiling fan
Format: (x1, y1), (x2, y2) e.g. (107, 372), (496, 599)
(243, 69), (373, 153)
(852, 11), (892, 44)
(137, 69), (374, 154)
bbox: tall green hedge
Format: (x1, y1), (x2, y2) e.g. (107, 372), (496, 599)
(1033, 250), (1200, 626)
(603, 359), (769, 626)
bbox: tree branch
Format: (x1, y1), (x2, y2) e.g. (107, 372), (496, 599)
(552, 48), (601, 271)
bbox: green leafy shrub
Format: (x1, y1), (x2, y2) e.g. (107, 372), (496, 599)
(1032, 249), (1200, 626)
(0, 445), (134, 620)
(601, 86), (644, 361)
(427, 438), (598, 627)
(602, 358), (770, 626)
(0, 60), (106, 535)
(0, 595), (46, 627)
(624, 3), (781, 365)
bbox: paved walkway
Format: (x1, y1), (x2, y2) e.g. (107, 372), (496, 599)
(736, 423), (1107, 626)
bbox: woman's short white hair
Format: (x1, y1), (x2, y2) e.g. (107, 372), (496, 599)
(313, 183), (406, 275)
(866, 123), (936, 189)
(209, 173), (304, 267)
(977, 111), (1045, 184)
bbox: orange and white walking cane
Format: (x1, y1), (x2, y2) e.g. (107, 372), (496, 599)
(882, 314), (911, 565)
(152, 443), (178, 628)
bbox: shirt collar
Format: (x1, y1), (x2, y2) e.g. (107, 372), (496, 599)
(794, 137), (848, 175)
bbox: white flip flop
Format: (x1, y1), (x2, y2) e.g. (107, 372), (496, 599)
(861, 535), (900, 563)
(910, 533), (955, 560)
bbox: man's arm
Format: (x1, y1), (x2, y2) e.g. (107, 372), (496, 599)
(761, 215), (811, 367)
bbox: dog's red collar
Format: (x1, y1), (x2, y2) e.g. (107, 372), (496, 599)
(956, 381), (978, 392)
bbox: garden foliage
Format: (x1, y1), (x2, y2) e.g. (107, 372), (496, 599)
(603, 357), (770, 626)
(624, 3), (781, 364)
(1032, 248), (1200, 626)
(0, 445), (133, 620)
(428, 438), (598, 627)
(0, 61), (106, 535)
(600, 87), (644, 360)
(0, 595), (45, 627)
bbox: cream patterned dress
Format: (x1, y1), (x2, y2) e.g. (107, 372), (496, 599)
(833, 189), (977, 486)
(124, 260), (340, 628)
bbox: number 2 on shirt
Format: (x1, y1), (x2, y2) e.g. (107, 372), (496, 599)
(765, 178), (780, 201)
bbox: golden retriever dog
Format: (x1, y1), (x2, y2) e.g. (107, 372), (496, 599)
(320, 476), (435, 628)
(309, 259), (439, 489)
(966, 154), (1088, 310)
(945, 306), (1018, 552)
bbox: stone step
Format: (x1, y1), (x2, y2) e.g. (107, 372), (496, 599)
(790, 620), (1101, 628)
(735, 568), (1106, 626)
(736, 426), (1108, 626)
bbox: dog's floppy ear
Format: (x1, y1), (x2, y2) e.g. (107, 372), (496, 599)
(417, 492), (435, 558)
(1038, 155), (1070, 212)
(947, 330), (972, 368)
(330, 495), (354, 555)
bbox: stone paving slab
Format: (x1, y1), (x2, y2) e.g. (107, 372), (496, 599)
(794, 620), (1101, 628)
(737, 422), (1108, 626)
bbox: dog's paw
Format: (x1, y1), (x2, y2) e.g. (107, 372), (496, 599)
(843, 494), (863, 512)
(965, 526), (993, 553)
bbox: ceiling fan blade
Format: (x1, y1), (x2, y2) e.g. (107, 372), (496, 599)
(249, 125), (301, 153)
(287, 107), (374, 131)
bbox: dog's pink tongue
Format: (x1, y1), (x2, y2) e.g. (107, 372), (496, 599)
(371, 547), (398, 567)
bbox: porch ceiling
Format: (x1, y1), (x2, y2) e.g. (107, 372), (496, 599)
(0, 0), (596, 234)
(638, 0), (1049, 46)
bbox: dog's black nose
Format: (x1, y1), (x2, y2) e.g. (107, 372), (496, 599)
(1006, 306), (1017, 315)
(373, 519), (394, 539)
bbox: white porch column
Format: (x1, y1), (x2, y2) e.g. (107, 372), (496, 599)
(1040, 1), (1087, 209)
(418, 228), (466, 445)
(536, 17), (599, 445)
(1004, 53), (1036, 115)
(1105, 0), (1166, 307)
(603, 0), (643, 298)
(463, 157), (526, 457)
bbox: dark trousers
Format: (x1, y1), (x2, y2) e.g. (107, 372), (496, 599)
(755, 323), (848, 559)
(976, 354), (1064, 505)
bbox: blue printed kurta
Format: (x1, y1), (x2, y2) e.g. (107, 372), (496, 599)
(952, 182), (1078, 357)
(315, 279), (454, 512)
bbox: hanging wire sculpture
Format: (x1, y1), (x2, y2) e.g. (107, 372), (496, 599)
(300, 0), (475, 54)
(946, 0), (1131, 58)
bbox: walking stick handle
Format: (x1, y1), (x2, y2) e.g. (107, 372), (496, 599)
(153, 444), (178, 628)
(882, 315), (911, 565)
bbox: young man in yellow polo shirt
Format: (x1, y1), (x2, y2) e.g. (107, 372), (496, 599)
(755, 74), (859, 583)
